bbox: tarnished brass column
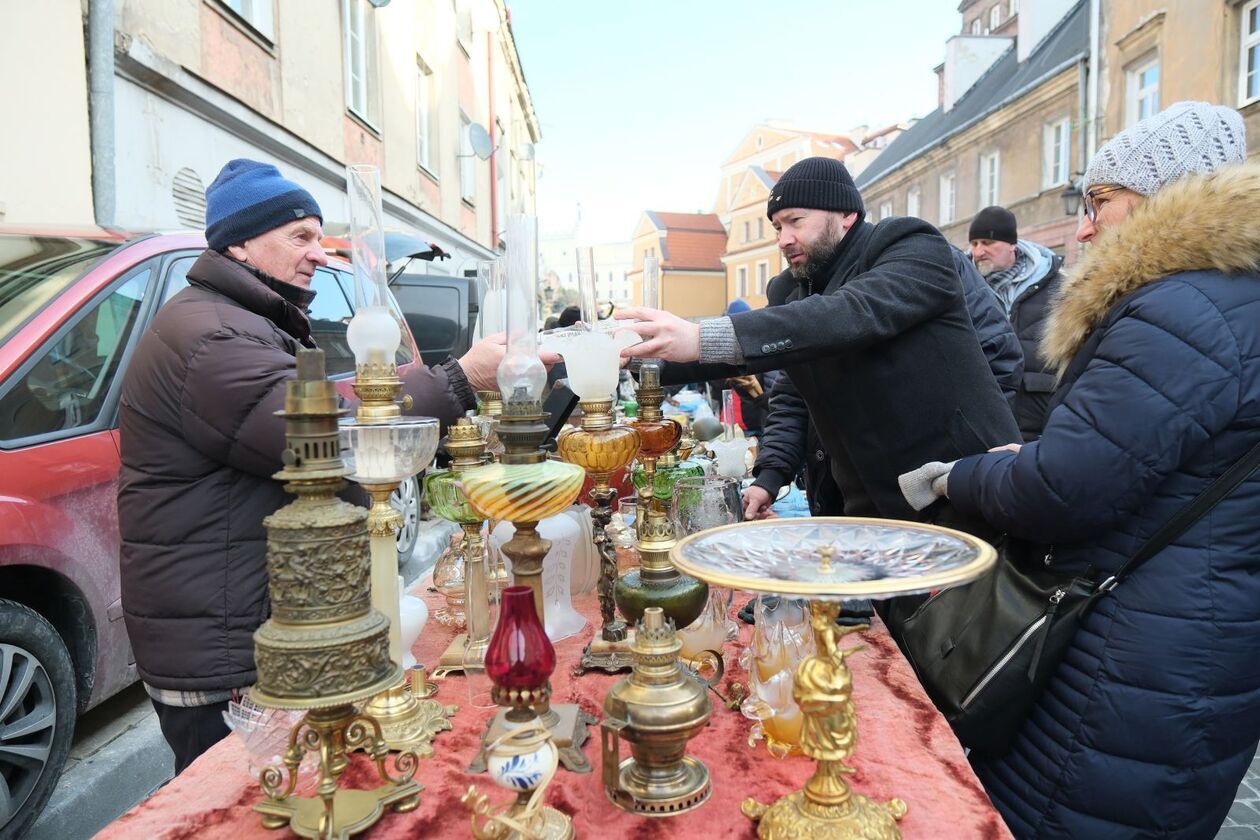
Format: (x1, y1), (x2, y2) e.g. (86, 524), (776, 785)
(349, 359), (454, 756)
(251, 349), (420, 839)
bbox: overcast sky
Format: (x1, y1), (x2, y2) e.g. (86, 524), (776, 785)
(506, 1), (962, 242)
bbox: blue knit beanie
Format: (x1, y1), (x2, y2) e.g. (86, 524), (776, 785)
(204, 159), (323, 252)
(726, 298), (752, 315)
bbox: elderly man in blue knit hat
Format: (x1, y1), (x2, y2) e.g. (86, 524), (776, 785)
(618, 156), (1018, 530)
(117, 159), (505, 772)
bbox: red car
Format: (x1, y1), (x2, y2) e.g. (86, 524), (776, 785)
(0, 227), (425, 836)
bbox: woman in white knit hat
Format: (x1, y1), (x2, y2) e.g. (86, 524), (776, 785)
(902, 101), (1260, 838)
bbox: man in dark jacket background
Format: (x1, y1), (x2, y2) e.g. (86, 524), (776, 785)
(617, 156), (1020, 524)
(117, 159), (504, 772)
(969, 205), (1064, 439)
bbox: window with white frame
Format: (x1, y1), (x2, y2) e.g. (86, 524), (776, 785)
(737, 266), (749, 298)
(989, 5), (1002, 30)
(1126, 56), (1160, 127)
(459, 112), (476, 203)
(343, 0), (380, 125)
(756, 217), (764, 240)
(906, 185), (921, 218)
(495, 119), (507, 234)
(970, 18), (982, 35)
(1241, 0), (1260, 105)
(416, 58), (434, 173)
(743, 220), (751, 242)
(220, 0), (274, 40)
(1009, 0), (1018, 15)
(980, 151), (1001, 207)
(879, 200), (893, 220)
(939, 172), (957, 224)
(1042, 118), (1071, 188)
(756, 261), (769, 295)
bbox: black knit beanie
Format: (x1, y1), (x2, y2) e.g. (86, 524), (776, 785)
(968, 206), (1018, 244)
(767, 157), (864, 221)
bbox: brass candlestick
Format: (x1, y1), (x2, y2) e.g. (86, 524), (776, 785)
(671, 519), (1000, 840)
(348, 359), (454, 756)
(251, 349), (420, 838)
(601, 608), (712, 816)
(557, 398), (641, 674)
(462, 393), (596, 773)
(426, 418), (495, 678)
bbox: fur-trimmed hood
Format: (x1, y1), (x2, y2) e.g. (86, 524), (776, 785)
(1042, 162), (1260, 371)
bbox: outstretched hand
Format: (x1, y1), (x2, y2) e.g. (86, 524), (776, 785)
(614, 307), (702, 363)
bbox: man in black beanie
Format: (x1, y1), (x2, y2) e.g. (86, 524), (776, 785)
(617, 156), (1019, 525)
(968, 205), (1064, 440)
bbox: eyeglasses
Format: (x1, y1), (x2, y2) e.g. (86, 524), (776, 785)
(1083, 185), (1126, 223)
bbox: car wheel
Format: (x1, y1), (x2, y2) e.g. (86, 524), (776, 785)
(0, 599), (76, 839)
(390, 475), (421, 566)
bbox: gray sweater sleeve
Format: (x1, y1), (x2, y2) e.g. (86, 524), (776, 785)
(699, 317), (745, 365)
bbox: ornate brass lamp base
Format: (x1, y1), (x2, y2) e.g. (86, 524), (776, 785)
(741, 787), (907, 840)
(575, 630), (635, 675)
(740, 601), (907, 840)
(434, 633), (470, 678)
(256, 704), (421, 840)
(468, 702), (597, 774)
(359, 673), (457, 756)
(606, 752), (711, 817)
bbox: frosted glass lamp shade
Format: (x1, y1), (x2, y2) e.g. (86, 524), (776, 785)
(347, 305), (401, 367)
(539, 324), (641, 401)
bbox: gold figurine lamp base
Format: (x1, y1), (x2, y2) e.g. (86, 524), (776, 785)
(670, 517), (997, 840)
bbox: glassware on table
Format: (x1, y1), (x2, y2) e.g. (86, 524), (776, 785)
(609, 497), (641, 574)
(430, 530), (467, 629)
(671, 475), (742, 536)
(490, 512), (588, 643)
(738, 595), (814, 758)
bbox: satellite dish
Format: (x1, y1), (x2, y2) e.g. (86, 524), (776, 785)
(468, 123), (493, 161)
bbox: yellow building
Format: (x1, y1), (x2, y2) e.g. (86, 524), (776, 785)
(720, 167), (782, 310)
(629, 212), (727, 320)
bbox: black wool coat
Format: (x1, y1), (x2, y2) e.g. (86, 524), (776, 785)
(672, 217), (1020, 520)
(1005, 256), (1064, 440)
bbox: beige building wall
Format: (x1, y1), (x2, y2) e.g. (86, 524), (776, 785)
(662, 270), (727, 320)
(723, 192), (779, 309)
(861, 66), (1084, 262)
(1099, 1), (1260, 157)
(0, 0), (94, 224)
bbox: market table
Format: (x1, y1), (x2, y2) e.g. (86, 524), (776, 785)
(99, 583), (1011, 839)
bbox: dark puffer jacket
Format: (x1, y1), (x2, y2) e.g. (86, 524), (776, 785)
(949, 166), (1260, 838)
(118, 250), (473, 691)
(1005, 254), (1063, 440)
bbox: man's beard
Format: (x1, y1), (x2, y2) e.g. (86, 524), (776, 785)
(788, 216), (846, 280)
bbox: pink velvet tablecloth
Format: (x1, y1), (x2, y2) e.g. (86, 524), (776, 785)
(99, 582), (1012, 840)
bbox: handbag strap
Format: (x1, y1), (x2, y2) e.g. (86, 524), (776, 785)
(1096, 437), (1260, 593)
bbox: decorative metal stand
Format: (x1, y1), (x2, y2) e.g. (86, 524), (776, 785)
(671, 518), (998, 840)
(250, 349), (420, 839)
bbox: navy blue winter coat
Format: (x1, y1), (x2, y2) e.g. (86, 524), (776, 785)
(948, 165), (1260, 838)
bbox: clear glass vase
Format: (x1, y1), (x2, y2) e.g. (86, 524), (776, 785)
(739, 594), (814, 758)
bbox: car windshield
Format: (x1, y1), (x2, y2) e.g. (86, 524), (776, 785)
(0, 234), (119, 345)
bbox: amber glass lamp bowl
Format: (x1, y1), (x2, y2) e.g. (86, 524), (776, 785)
(558, 424), (641, 487)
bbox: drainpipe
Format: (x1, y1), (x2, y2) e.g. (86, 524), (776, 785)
(87, 0), (116, 227)
(486, 30), (497, 248)
(1086, 0), (1101, 161)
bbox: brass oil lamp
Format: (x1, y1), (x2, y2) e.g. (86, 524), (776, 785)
(425, 418), (495, 678)
(251, 349), (421, 838)
(461, 215), (595, 773)
(541, 315), (642, 675)
(601, 607), (712, 816)
(338, 164), (452, 756)
(462, 586), (573, 840)
(613, 361), (708, 632)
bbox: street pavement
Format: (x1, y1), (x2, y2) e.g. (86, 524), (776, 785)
(1220, 751), (1260, 838)
(26, 518), (456, 840)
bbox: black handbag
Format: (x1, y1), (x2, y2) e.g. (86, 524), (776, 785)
(894, 438), (1260, 757)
